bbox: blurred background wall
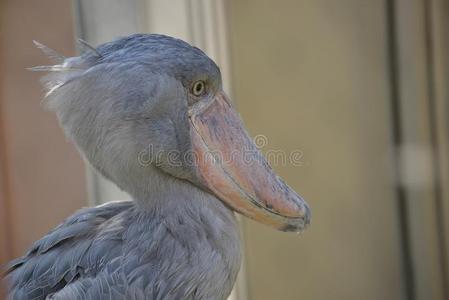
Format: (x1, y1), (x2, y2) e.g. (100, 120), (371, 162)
(230, 1), (404, 299)
(1, 1), (449, 300)
(0, 0), (87, 264)
(228, 1), (449, 299)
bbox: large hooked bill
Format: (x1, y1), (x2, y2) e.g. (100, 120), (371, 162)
(188, 90), (311, 232)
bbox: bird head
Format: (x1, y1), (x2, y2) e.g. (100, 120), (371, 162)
(38, 34), (310, 232)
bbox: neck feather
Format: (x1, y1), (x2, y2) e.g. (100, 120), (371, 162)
(119, 169), (242, 299)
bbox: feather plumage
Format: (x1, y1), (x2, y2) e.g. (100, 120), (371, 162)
(3, 35), (243, 300)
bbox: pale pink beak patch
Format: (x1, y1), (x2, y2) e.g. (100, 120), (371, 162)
(189, 91), (310, 232)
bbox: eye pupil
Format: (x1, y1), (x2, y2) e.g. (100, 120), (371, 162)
(192, 81), (205, 96)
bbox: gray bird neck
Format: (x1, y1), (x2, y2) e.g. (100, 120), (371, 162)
(117, 164), (242, 266)
(114, 167), (242, 298)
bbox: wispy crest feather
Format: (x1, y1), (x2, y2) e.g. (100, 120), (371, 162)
(77, 38), (102, 58)
(29, 40), (99, 97)
(32, 40), (66, 63)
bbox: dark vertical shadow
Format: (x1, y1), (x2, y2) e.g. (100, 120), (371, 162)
(423, 0), (449, 298)
(72, 0), (87, 42)
(385, 0), (416, 299)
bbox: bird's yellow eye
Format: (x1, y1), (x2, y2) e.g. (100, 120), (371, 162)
(192, 80), (206, 97)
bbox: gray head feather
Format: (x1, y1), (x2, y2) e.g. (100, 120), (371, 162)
(34, 34), (221, 198)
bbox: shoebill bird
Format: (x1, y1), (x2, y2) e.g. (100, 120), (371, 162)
(3, 34), (311, 300)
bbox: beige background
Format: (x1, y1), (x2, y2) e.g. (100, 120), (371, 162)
(0, 0), (87, 263)
(229, 1), (403, 299)
(229, 0), (449, 299)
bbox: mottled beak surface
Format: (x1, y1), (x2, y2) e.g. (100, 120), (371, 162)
(189, 91), (311, 232)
